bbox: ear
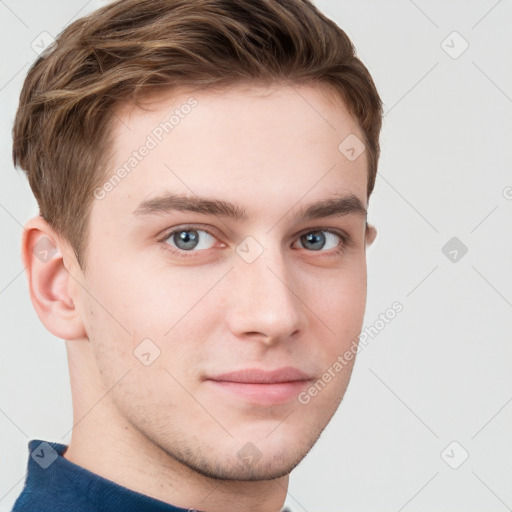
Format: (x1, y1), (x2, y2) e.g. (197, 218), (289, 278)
(365, 222), (377, 247)
(21, 216), (87, 341)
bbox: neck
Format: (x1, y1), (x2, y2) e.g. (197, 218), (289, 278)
(62, 339), (289, 512)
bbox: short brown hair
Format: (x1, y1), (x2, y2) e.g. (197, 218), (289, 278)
(12, 0), (383, 269)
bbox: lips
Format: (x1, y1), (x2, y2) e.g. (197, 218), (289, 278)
(205, 367), (313, 405)
(207, 367), (312, 384)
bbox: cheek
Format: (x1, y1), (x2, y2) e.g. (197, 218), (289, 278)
(294, 262), (367, 386)
(76, 262), (215, 391)
(82, 256), (213, 339)
(305, 262), (367, 333)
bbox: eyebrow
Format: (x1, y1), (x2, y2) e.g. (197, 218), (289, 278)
(132, 192), (367, 222)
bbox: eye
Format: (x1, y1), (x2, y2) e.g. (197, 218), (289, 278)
(163, 227), (218, 252)
(159, 226), (348, 258)
(295, 230), (345, 253)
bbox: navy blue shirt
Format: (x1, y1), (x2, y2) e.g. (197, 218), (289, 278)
(12, 439), (198, 511)
(13, 439), (294, 512)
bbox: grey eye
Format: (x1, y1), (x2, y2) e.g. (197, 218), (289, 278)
(165, 229), (216, 251)
(299, 231), (341, 251)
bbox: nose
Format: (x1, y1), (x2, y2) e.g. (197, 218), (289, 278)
(224, 241), (308, 345)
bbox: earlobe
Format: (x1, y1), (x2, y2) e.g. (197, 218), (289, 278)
(22, 216), (87, 341)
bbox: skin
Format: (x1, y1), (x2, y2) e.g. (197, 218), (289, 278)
(23, 83), (377, 512)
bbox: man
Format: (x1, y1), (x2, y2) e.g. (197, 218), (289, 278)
(11, 0), (382, 510)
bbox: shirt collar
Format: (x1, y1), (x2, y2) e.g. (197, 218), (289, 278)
(15, 439), (198, 511)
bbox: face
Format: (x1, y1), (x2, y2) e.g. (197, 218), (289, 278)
(73, 84), (371, 480)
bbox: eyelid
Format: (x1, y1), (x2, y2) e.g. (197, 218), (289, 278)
(295, 227), (349, 243)
(159, 223), (222, 242)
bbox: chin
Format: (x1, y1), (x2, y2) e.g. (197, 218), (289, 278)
(185, 447), (309, 482)
(153, 427), (320, 482)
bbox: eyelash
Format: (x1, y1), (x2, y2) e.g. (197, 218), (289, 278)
(158, 225), (350, 259)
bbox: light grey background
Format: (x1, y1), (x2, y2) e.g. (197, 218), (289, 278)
(1, 1), (511, 511)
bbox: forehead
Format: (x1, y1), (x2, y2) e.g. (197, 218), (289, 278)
(93, 83), (368, 225)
